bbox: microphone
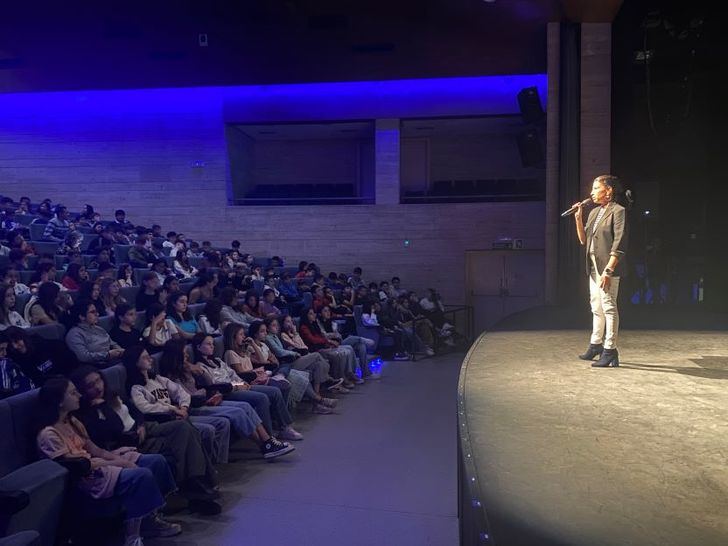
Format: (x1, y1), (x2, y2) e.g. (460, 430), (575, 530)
(561, 198), (592, 217)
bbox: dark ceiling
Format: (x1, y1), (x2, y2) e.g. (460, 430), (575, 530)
(0, 0), (560, 93)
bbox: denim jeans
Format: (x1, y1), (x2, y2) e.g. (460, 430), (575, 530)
(189, 415), (230, 464)
(225, 384), (293, 433)
(192, 400), (261, 438)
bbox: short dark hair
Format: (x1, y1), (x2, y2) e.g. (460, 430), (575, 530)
(115, 209), (125, 216)
(114, 303), (134, 322)
(353, 267), (362, 274)
(231, 240), (241, 248)
(166, 231), (177, 238)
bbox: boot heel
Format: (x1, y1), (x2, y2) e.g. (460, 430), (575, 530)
(592, 348), (619, 368)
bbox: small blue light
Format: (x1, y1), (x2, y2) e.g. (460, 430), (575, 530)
(404, 239), (410, 247)
(644, 210), (651, 216)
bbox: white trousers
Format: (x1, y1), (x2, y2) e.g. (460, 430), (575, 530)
(589, 274), (620, 350)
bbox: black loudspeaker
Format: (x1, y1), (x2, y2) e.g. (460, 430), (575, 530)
(517, 129), (544, 167)
(517, 86), (545, 124)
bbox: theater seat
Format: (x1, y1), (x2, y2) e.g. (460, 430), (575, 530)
(353, 305), (392, 354)
(0, 393), (67, 546)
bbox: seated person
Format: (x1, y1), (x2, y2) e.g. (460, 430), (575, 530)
(4, 325), (75, 384)
(109, 304), (143, 350)
(88, 227), (115, 255)
(150, 259), (169, 285)
(318, 306), (378, 380)
(1, 266), (32, 296)
(42, 205), (70, 242)
(0, 282), (30, 330)
(113, 208), (134, 230)
(70, 365), (221, 515)
(117, 263), (135, 288)
(197, 299), (224, 336)
(61, 263), (89, 291)
(26, 282), (64, 326)
(192, 332), (302, 441)
(97, 262), (117, 280)
(299, 308), (358, 388)
(142, 303), (179, 352)
(218, 287), (249, 330)
(188, 270), (218, 304)
(173, 253), (197, 280)
(159, 339), (294, 460)
(259, 288), (283, 318)
(241, 290), (264, 322)
(123, 345), (231, 466)
(135, 272), (161, 312)
(166, 292), (200, 341)
(65, 300), (125, 367)
(128, 238), (154, 269)
(36, 377), (179, 545)
(99, 277), (127, 317)
(89, 248), (113, 270)
(0, 331), (35, 399)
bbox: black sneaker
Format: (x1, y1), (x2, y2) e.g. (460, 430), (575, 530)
(261, 438), (296, 460)
(188, 498), (222, 516)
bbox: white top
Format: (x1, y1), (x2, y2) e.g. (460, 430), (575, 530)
(143, 319), (179, 346)
(0, 311), (30, 330)
(113, 403), (136, 433)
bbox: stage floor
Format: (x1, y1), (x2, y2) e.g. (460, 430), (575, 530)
(461, 329), (728, 546)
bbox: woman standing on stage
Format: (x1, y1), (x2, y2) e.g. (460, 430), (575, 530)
(573, 175), (629, 368)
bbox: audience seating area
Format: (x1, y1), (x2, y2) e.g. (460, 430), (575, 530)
(0, 194), (462, 546)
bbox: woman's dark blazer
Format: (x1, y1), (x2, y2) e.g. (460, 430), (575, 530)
(584, 201), (628, 277)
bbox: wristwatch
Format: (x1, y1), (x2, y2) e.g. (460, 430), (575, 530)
(604, 268), (614, 277)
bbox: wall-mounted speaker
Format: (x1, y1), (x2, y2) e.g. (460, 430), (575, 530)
(517, 87), (545, 125)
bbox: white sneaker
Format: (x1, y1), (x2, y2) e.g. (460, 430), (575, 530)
(365, 373), (382, 380)
(278, 427), (303, 441)
(425, 347), (435, 356)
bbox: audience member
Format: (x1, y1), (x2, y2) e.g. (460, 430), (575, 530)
(36, 377), (178, 546)
(65, 300), (125, 367)
(123, 345), (231, 465)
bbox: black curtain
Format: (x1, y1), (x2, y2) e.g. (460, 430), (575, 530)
(557, 22), (582, 305)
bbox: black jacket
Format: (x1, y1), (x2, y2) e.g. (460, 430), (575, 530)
(75, 398), (144, 450)
(584, 201), (628, 277)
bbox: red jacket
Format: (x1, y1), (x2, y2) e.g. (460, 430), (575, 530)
(299, 324), (330, 351)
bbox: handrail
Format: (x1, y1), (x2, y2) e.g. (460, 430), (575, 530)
(410, 304), (473, 362)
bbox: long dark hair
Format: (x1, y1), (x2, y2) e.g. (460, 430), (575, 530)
(223, 322), (245, 354)
(159, 338), (188, 382)
(36, 282), (61, 318)
(193, 269), (215, 289)
(63, 263), (85, 284)
(122, 345), (155, 392)
(4, 326), (36, 359)
(0, 283), (14, 324)
(70, 365), (122, 410)
(117, 263), (133, 282)
(167, 291), (192, 322)
(299, 308), (322, 334)
(191, 332), (213, 364)
(37, 376), (72, 430)
(247, 320), (265, 341)
(202, 299), (222, 329)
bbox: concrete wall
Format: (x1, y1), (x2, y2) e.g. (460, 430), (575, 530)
(0, 79), (547, 304)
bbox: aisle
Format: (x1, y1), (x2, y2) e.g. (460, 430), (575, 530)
(153, 354), (462, 546)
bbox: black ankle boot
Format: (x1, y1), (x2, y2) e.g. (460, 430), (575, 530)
(578, 344), (603, 360)
(592, 348), (619, 367)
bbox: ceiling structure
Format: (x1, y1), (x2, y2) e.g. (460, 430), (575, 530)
(0, 0), (560, 93)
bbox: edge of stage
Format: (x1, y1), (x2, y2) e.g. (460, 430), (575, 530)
(457, 306), (728, 546)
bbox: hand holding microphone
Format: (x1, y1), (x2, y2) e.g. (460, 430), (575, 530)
(561, 197), (593, 218)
